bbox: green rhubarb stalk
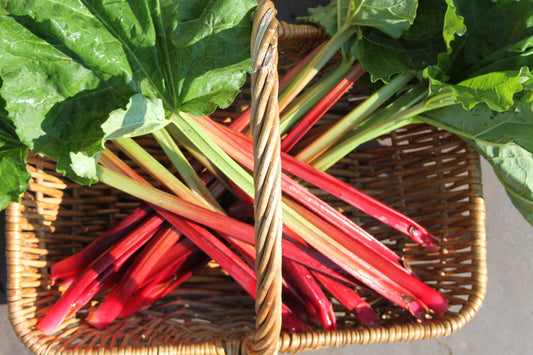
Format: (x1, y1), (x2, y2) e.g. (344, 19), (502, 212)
(295, 72), (415, 163)
(279, 60), (355, 135)
(112, 137), (219, 212)
(169, 111), (254, 197)
(312, 91), (456, 171)
(278, 23), (355, 111)
(152, 128), (220, 209)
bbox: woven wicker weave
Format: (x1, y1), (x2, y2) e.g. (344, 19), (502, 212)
(5, 2), (487, 354)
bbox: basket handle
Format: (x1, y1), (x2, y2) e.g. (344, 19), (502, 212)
(247, 1), (283, 354)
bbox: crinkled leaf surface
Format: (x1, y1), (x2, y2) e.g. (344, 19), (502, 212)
(427, 66), (532, 112)
(346, 0), (418, 39)
(425, 0), (533, 111)
(0, 0), (254, 190)
(351, 0), (449, 82)
(472, 140), (533, 226)
(300, 0), (417, 39)
(0, 99), (30, 210)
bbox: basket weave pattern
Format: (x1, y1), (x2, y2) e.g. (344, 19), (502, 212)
(5, 4), (487, 354)
(6, 124), (486, 354)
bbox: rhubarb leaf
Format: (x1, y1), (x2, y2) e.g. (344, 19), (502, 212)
(301, 0), (418, 39)
(441, 0), (465, 54)
(474, 140), (533, 226)
(0, 0), (254, 188)
(0, 101), (30, 210)
(437, 0), (533, 79)
(351, 0), (449, 82)
(300, 0), (343, 36)
(426, 66), (532, 112)
(345, 0), (418, 39)
(425, 0), (533, 111)
(156, 0), (255, 115)
(102, 94), (167, 140)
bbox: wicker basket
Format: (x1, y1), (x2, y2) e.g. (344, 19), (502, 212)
(5, 2), (487, 354)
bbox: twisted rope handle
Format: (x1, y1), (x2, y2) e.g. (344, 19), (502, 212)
(247, 1), (283, 354)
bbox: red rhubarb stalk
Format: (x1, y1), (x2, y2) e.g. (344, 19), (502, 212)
(284, 197), (447, 316)
(105, 141), (358, 289)
(283, 259), (336, 330)
(50, 203), (153, 280)
(193, 115), (417, 264)
(154, 210), (309, 332)
(97, 156), (446, 316)
(95, 161), (381, 290)
(195, 115), (439, 250)
(86, 224), (182, 327)
(119, 250), (210, 319)
(314, 271), (378, 326)
(229, 41), (328, 133)
(281, 64), (365, 153)
(100, 151), (310, 331)
(282, 227), (377, 326)
(224, 180), (337, 330)
(36, 214), (165, 334)
(65, 266), (120, 318)
(140, 237), (200, 285)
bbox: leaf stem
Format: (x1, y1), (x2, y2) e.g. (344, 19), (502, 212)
(152, 128), (220, 209)
(295, 72), (415, 163)
(279, 60), (357, 135)
(278, 23), (355, 111)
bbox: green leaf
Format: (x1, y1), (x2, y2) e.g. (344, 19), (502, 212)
(2, 0), (135, 94)
(440, 0), (533, 80)
(474, 140), (533, 227)
(102, 94), (167, 140)
(427, 67), (532, 111)
(299, 0), (345, 37)
(419, 100), (533, 149)
(0, 3), (133, 184)
(156, 0), (255, 115)
(0, 105), (30, 210)
(0, 0), (255, 185)
(423, 0), (533, 112)
(32, 86), (129, 184)
(300, 0), (418, 39)
(346, 0), (418, 39)
(0, 14), (109, 149)
(351, 0), (448, 82)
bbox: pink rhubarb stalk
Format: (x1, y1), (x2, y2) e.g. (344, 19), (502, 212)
(86, 223), (182, 327)
(229, 41), (328, 133)
(36, 214), (165, 334)
(281, 64), (365, 153)
(119, 250), (210, 319)
(195, 115), (439, 250)
(50, 203), (153, 280)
